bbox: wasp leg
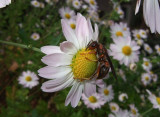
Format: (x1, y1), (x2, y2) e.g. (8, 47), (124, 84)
(85, 57), (98, 62)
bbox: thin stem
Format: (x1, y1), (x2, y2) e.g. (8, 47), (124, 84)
(140, 108), (153, 117)
(0, 40), (41, 53)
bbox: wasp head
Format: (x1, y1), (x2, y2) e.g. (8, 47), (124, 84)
(86, 41), (99, 50)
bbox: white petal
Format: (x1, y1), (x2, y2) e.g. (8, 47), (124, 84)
(38, 66), (71, 79)
(84, 82), (96, 97)
(60, 41), (77, 55)
(155, 0), (160, 33)
(135, 0), (142, 15)
(41, 46), (62, 55)
(41, 53), (72, 67)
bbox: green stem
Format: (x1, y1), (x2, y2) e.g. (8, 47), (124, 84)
(0, 40), (41, 53)
(140, 108), (153, 117)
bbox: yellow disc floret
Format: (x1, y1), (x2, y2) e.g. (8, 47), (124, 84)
(156, 97), (160, 105)
(116, 31), (123, 37)
(65, 13), (71, 19)
(122, 46), (132, 56)
(70, 23), (76, 29)
(71, 48), (98, 80)
(104, 89), (109, 96)
(88, 96), (97, 103)
(25, 76), (32, 82)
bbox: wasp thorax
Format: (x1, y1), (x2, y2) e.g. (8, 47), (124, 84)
(70, 48), (98, 80)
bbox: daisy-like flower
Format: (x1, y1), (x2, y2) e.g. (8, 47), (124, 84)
(59, 7), (75, 20)
(18, 71), (39, 89)
(0, 0), (11, 8)
(118, 93), (128, 102)
(99, 85), (114, 102)
(155, 45), (160, 55)
(132, 29), (147, 41)
(31, 0), (40, 8)
(72, 0), (81, 9)
(149, 71), (158, 83)
(109, 102), (119, 113)
(135, 0), (160, 34)
(113, 3), (124, 19)
(141, 73), (151, 86)
(144, 43), (153, 54)
(111, 109), (130, 117)
(147, 89), (160, 111)
(129, 63), (137, 71)
(38, 13), (100, 107)
(65, 19), (76, 30)
(110, 22), (130, 40)
(31, 33), (40, 41)
(81, 93), (106, 110)
(109, 37), (140, 66)
(129, 104), (139, 117)
(142, 58), (152, 71)
(85, 0), (98, 10)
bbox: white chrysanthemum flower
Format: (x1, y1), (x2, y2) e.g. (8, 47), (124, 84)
(65, 19), (76, 30)
(31, 0), (40, 7)
(135, 0), (160, 34)
(18, 71), (39, 89)
(85, 0), (98, 10)
(109, 37), (140, 66)
(59, 7), (75, 20)
(112, 109), (130, 117)
(146, 89), (160, 111)
(109, 102), (119, 113)
(31, 33), (40, 41)
(132, 29), (147, 41)
(118, 93), (128, 102)
(72, 0), (81, 9)
(81, 93), (106, 110)
(38, 13), (100, 107)
(141, 73), (151, 86)
(129, 104), (139, 117)
(99, 85), (114, 102)
(155, 45), (160, 55)
(114, 4), (124, 19)
(144, 43), (153, 54)
(110, 22), (130, 40)
(142, 58), (152, 71)
(0, 0), (11, 8)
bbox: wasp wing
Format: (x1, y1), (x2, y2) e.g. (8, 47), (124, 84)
(105, 48), (117, 80)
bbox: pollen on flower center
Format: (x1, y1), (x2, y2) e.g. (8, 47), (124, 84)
(122, 46), (132, 56)
(144, 61), (149, 66)
(90, 0), (95, 5)
(75, 2), (79, 5)
(70, 48), (98, 80)
(145, 77), (149, 81)
(104, 89), (109, 96)
(65, 13), (71, 19)
(111, 106), (116, 110)
(136, 34), (141, 39)
(25, 76), (32, 82)
(116, 31), (123, 37)
(131, 109), (137, 115)
(156, 97), (160, 105)
(70, 23), (76, 29)
(88, 96), (97, 103)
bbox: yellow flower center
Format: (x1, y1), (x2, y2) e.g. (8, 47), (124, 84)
(71, 49), (98, 81)
(145, 76), (149, 81)
(156, 97), (160, 105)
(146, 47), (150, 50)
(116, 31), (123, 37)
(104, 89), (109, 96)
(34, 2), (38, 5)
(131, 109), (137, 115)
(144, 61), (149, 66)
(88, 96), (97, 103)
(70, 23), (76, 29)
(75, 1), (79, 5)
(142, 32), (145, 35)
(33, 35), (37, 39)
(122, 46), (132, 56)
(119, 12), (123, 15)
(136, 34), (141, 39)
(158, 48), (160, 52)
(65, 13), (71, 19)
(123, 28), (127, 31)
(111, 106), (116, 111)
(25, 76), (32, 82)
(90, 0), (95, 5)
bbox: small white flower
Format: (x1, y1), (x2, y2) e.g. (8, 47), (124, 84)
(130, 104), (139, 117)
(18, 71), (39, 89)
(31, 0), (40, 7)
(99, 85), (114, 102)
(118, 93), (128, 102)
(65, 19), (76, 30)
(109, 102), (119, 113)
(72, 0), (81, 9)
(144, 44), (153, 54)
(114, 4), (124, 19)
(112, 109), (130, 117)
(59, 7), (76, 20)
(110, 22), (130, 40)
(31, 33), (40, 41)
(149, 71), (158, 82)
(142, 58), (152, 71)
(155, 45), (160, 55)
(141, 73), (151, 86)
(81, 93), (106, 110)
(132, 29), (147, 40)
(135, 0), (160, 34)
(0, 0), (11, 8)
(146, 89), (160, 111)
(85, 0), (98, 10)
(129, 63), (137, 71)
(109, 37), (140, 66)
